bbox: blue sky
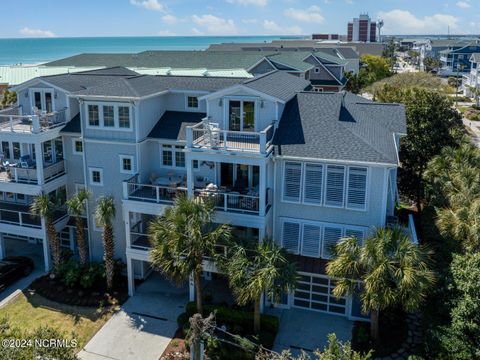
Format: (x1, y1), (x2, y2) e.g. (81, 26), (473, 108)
(1, 0), (479, 38)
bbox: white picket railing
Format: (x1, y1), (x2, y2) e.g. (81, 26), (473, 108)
(0, 107), (67, 133)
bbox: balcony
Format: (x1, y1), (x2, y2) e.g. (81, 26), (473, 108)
(0, 202), (68, 229)
(0, 160), (66, 185)
(186, 120), (274, 155)
(123, 174), (187, 204)
(0, 107), (67, 134)
(193, 188), (263, 215)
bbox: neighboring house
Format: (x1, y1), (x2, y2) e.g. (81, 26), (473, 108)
(41, 50), (351, 92)
(0, 66), (409, 321)
(439, 44), (480, 76)
(463, 53), (480, 98)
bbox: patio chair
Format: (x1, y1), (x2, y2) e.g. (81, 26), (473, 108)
(19, 155), (35, 169)
(203, 118), (220, 147)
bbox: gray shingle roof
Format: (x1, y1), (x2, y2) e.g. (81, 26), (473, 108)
(242, 71), (310, 102)
(148, 111), (205, 140)
(60, 113), (81, 134)
(273, 92), (406, 165)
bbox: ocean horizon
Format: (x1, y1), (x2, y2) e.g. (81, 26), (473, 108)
(0, 35), (306, 66)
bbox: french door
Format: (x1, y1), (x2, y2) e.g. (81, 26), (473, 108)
(228, 100), (255, 131)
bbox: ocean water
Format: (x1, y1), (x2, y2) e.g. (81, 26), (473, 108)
(0, 36), (305, 65)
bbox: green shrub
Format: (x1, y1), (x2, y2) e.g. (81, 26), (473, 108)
(79, 263), (104, 289)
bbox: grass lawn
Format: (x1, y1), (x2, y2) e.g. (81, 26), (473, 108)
(0, 290), (118, 352)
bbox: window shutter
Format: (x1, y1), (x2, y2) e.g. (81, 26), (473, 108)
(303, 163), (323, 205)
(322, 226), (343, 259)
(282, 221), (300, 254)
(325, 165), (345, 207)
(345, 228), (365, 245)
(301, 224), (322, 257)
(283, 162), (302, 202)
(347, 167), (367, 209)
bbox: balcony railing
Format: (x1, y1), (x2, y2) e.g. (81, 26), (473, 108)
(186, 120), (274, 155)
(0, 160), (66, 185)
(0, 107), (67, 134)
(123, 174), (187, 204)
(0, 203), (67, 229)
(193, 189), (260, 214)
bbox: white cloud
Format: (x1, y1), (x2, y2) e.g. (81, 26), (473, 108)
(191, 14), (239, 35)
(226, 0), (268, 6)
(378, 9), (459, 34)
(162, 15), (179, 24)
(130, 0), (166, 12)
(284, 6), (325, 24)
(19, 27), (56, 38)
(263, 20), (303, 35)
(242, 18), (258, 24)
(456, 1), (470, 8)
(158, 30), (176, 36)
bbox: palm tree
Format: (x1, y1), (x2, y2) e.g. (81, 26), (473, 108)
(326, 226), (435, 342)
(95, 196), (116, 290)
(30, 193), (61, 272)
(149, 195), (230, 314)
(222, 239), (298, 334)
(66, 189), (90, 267)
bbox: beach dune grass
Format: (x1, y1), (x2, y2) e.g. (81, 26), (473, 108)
(0, 290), (117, 352)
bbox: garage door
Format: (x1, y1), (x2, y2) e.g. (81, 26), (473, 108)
(293, 274), (347, 315)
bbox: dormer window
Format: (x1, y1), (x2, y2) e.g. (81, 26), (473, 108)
(314, 67), (320, 74)
(86, 102), (132, 130)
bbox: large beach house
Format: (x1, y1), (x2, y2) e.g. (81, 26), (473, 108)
(0, 65), (408, 320)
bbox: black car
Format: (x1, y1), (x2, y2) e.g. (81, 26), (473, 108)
(0, 256), (34, 292)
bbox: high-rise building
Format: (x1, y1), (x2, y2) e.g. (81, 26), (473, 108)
(347, 14), (377, 43)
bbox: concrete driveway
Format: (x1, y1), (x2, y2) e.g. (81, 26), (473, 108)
(0, 239), (45, 307)
(267, 308), (353, 356)
(79, 272), (188, 360)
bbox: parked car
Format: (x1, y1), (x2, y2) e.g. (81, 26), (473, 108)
(0, 256), (34, 292)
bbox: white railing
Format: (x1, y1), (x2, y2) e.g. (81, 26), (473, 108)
(193, 189), (260, 214)
(186, 121), (274, 154)
(0, 108), (67, 133)
(408, 214), (419, 245)
(0, 160), (65, 184)
(44, 160), (66, 181)
(123, 174), (187, 204)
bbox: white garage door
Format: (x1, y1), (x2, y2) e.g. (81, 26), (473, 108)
(293, 274), (347, 315)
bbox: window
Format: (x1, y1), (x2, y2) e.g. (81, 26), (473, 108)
(73, 139), (83, 155)
(282, 221), (300, 254)
(314, 67), (320, 73)
(193, 160), (199, 169)
(347, 167), (367, 210)
(119, 155), (134, 174)
(228, 100), (255, 131)
(175, 146), (185, 168)
(281, 218), (366, 260)
(325, 165), (345, 207)
(89, 168), (103, 186)
(2, 142), (10, 159)
(187, 96), (199, 109)
(162, 145), (173, 166)
(103, 105), (115, 127)
(283, 162), (302, 202)
(92, 214), (103, 232)
(303, 163), (323, 205)
(12, 142), (20, 160)
(88, 105), (99, 126)
(118, 106), (130, 128)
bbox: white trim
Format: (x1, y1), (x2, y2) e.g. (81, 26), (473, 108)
(88, 167), (103, 187)
(85, 101), (133, 131)
(185, 94), (201, 111)
(72, 138), (83, 155)
(119, 154), (135, 174)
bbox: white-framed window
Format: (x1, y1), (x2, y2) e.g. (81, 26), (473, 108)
(325, 165), (346, 208)
(186, 96), (199, 109)
(314, 67), (320, 73)
(86, 102), (132, 130)
(119, 155), (134, 174)
(161, 144), (185, 168)
(346, 167), (368, 210)
(72, 139), (83, 155)
(280, 218), (366, 260)
(92, 214), (103, 232)
(74, 183), (86, 194)
(30, 88), (55, 112)
(89, 167), (103, 186)
(303, 163), (323, 205)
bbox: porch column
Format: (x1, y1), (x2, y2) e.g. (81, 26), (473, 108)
(41, 218), (51, 272)
(127, 255), (135, 296)
(189, 273), (195, 302)
(258, 227), (266, 243)
(124, 211), (131, 250)
(186, 157), (194, 198)
(259, 163), (267, 217)
(260, 293), (265, 314)
(69, 227), (75, 251)
(34, 141), (44, 185)
(0, 233), (5, 259)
